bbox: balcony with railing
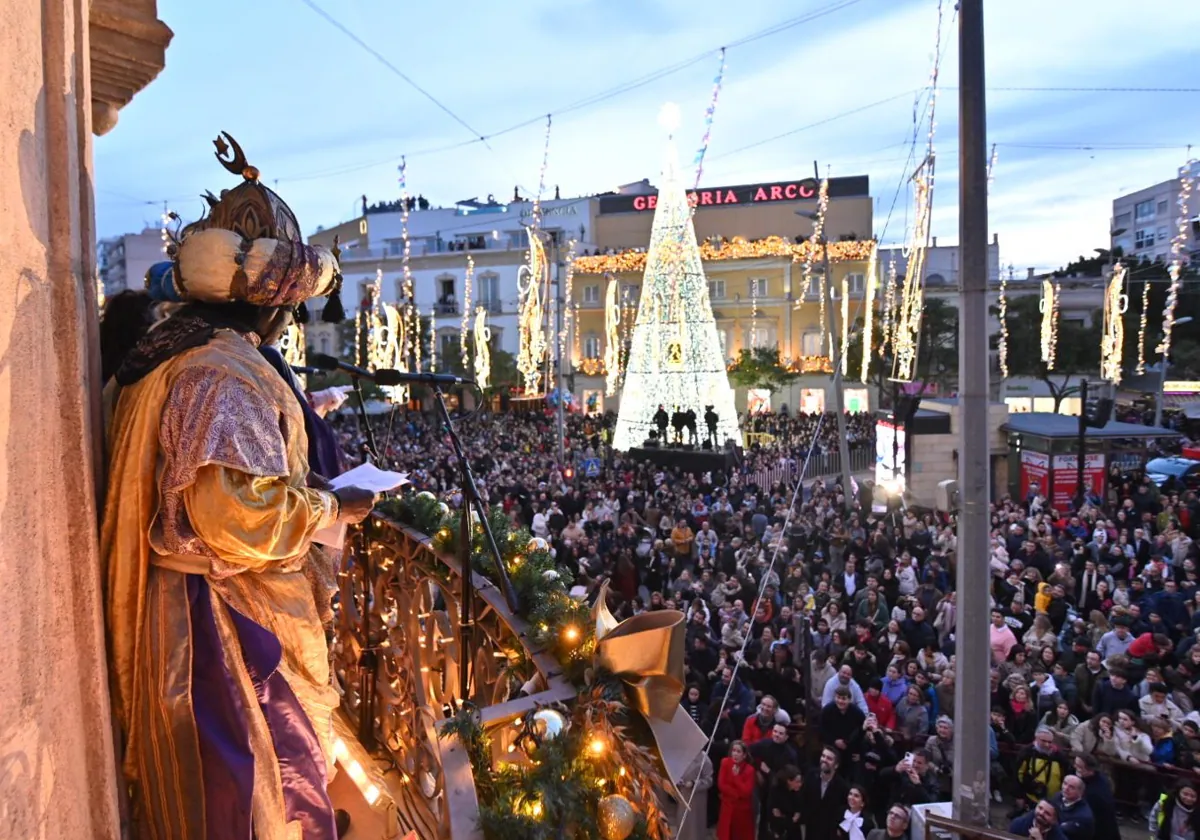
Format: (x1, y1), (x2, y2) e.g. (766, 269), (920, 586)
(330, 508), (686, 840)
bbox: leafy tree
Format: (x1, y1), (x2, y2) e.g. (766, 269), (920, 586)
(728, 346), (801, 394)
(994, 293), (1102, 411)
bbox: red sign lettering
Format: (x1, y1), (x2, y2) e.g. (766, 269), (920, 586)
(799, 183), (815, 198)
(633, 196), (646, 211)
(700, 191), (713, 205)
(648, 195), (657, 209)
(754, 187), (769, 201)
(770, 185), (784, 200)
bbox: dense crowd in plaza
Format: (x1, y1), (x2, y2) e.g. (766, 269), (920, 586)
(332, 403), (1200, 840)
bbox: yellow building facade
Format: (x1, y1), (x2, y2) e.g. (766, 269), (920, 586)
(570, 175), (879, 415)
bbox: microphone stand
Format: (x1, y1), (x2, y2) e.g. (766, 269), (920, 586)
(350, 374), (381, 462)
(430, 385), (520, 702)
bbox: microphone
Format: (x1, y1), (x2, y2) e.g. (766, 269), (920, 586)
(308, 354), (474, 387)
(290, 365), (327, 376)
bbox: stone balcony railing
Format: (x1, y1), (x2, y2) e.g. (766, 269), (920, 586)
(331, 515), (575, 839)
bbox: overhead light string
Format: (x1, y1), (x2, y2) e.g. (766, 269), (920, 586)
(461, 254), (475, 362)
(692, 47), (727, 189)
(1137, 273), (1151, 376)
(860, 241), (878, 382)
(398, 157), (418, 371)
(998, 264), (1011, 379)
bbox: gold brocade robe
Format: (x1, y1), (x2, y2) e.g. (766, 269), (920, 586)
(102, 330), (340, 840)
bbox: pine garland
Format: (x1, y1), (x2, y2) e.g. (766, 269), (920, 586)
(376, 493), (672, 840)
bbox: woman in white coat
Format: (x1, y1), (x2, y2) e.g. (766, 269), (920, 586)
(670, 748), (714, 840)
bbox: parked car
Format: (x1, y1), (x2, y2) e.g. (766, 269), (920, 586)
(1145, 457), (1200, 492)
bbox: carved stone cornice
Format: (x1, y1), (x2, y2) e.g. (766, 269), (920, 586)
(89, 0), (173, 135)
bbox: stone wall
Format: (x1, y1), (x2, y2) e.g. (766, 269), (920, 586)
(0, 2), (169, 837)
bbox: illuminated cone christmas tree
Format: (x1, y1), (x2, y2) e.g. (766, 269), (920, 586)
(613, 108), (742, 451)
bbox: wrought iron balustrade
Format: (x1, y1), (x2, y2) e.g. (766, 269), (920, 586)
(332, 515), (574, 839)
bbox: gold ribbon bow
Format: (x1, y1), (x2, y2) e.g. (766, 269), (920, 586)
(591, 581), (708, 788)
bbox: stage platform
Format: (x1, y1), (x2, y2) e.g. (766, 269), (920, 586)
(627, 446), (737, 476)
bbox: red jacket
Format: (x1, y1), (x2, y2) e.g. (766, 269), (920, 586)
(866, 691), (896, 731)
(741, 714), (775, 745)
(1128, 632), (1159, 659)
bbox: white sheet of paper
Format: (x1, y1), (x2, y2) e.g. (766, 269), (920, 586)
(312, 464), (410, 548)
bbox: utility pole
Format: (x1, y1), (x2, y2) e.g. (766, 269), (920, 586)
(814, 160), (855, 507)
(954, 0), (991, 827)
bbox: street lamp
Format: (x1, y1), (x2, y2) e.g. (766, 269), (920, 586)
(1155, 315), (1193, 428)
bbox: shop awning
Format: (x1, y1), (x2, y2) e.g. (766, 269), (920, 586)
(1001, 412), (1180, 439)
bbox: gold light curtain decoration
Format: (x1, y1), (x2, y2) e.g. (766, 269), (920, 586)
(473, 307), (491, 389)
(460, 254), (474, 360)
(591, 582), (707, 790)
(860, 242), (878, 382)
(891, 158), (934, 382)
(998, 265), (1012, 379)
(573, 237), (873, 274)
(1157, 160), (1196, 362)
(750, 274), (760, 341)
(604, 276), (621, 396)
(797, 178), (831, 352)
(517, 230), (549, 394)
(369, 302), (408, 402)
(1101, 263), (1129, 384)
(839, 274), (850, 375)
(1137, 277), (1151, 376)
(1039, 279), (1060, 370)
(880, 252), (897, 359)
(559, 239), (577, 358)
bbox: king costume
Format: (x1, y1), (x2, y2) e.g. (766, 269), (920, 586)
(102, 134), (352, 840)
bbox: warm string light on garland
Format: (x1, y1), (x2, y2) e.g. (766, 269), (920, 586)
(473, 307), (491, 389)
(998, 264), (1012, 379)
(1101, 262), (1128, 383)
(860, 242), (878, 382)
(1039, 279), (1060, 370)
(604, 275), (621, 396)
(1157, 158), (1196, 361)
(397, 157), (418, 370)
(880, 252), (897, 358)
(574, 236), (872, 274)
(1137, 276), (1151, 376)
(461, 254), (475, 360)
(692, 47), (726, 189)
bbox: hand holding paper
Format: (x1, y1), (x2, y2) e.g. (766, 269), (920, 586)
(313, 463), (410, 549)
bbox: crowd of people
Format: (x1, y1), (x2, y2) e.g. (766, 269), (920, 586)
(331, 401), (1200, 840)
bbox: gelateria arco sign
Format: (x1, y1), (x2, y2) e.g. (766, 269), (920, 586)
(598, 175), (869, 214)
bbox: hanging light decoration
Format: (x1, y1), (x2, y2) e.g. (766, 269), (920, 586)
(604, 275), (621, 396)
(860, 242), (878, 383)
(890, 160), (934, 382)
(692, 47), (726, 189)
(1137, 276), (1151, 376)
(460, 255), (475, 361)
(1100, 263), (1129, 384)
(279, 323), (306, 389)
(473, 307), (491, 389)
(797, 177), (831, 354)
(1039, 278), (1060, 370)
(397, 157), (418, 371)
(1157, 159), (1196, 363)
(880, 252), (897, 358)
(998, 264), (1012, 379)
(369, 302), (408, 403)
(559, 239), (577, 357)
(160, 205), (174, 255)
(517, 230), (549, 394)
(839, 274), (850, 375)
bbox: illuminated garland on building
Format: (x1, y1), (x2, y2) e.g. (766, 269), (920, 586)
(1137, 277), (1151, 376)
(1100, 262), (1128, 383)
(1157, 159), (1196, 361)
(692, 47), (726, 189)
(574, 235), (873, 274)
(880, 252), (897, 358)
(604, 276), (621, 396)
(473, 307), (491, 389)
(998, 264), (1012, 379)
(1039, 279), (1060, 370)
(461, 255), (474, 360)
(517, 230), (549, 395)
(860, 242), (878, 382)
(398, 158), (418, 370)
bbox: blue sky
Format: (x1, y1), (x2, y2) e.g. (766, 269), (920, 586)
(95, 0), (1200, 272)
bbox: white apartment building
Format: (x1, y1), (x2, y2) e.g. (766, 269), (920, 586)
(98, 227), (166, 298)
(1111, 161), (1200, 264)
(306, 193), (597, 365)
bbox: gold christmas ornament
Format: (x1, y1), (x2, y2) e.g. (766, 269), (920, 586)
(597, 794), (636, 840)
(530, 708), (567, 741)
